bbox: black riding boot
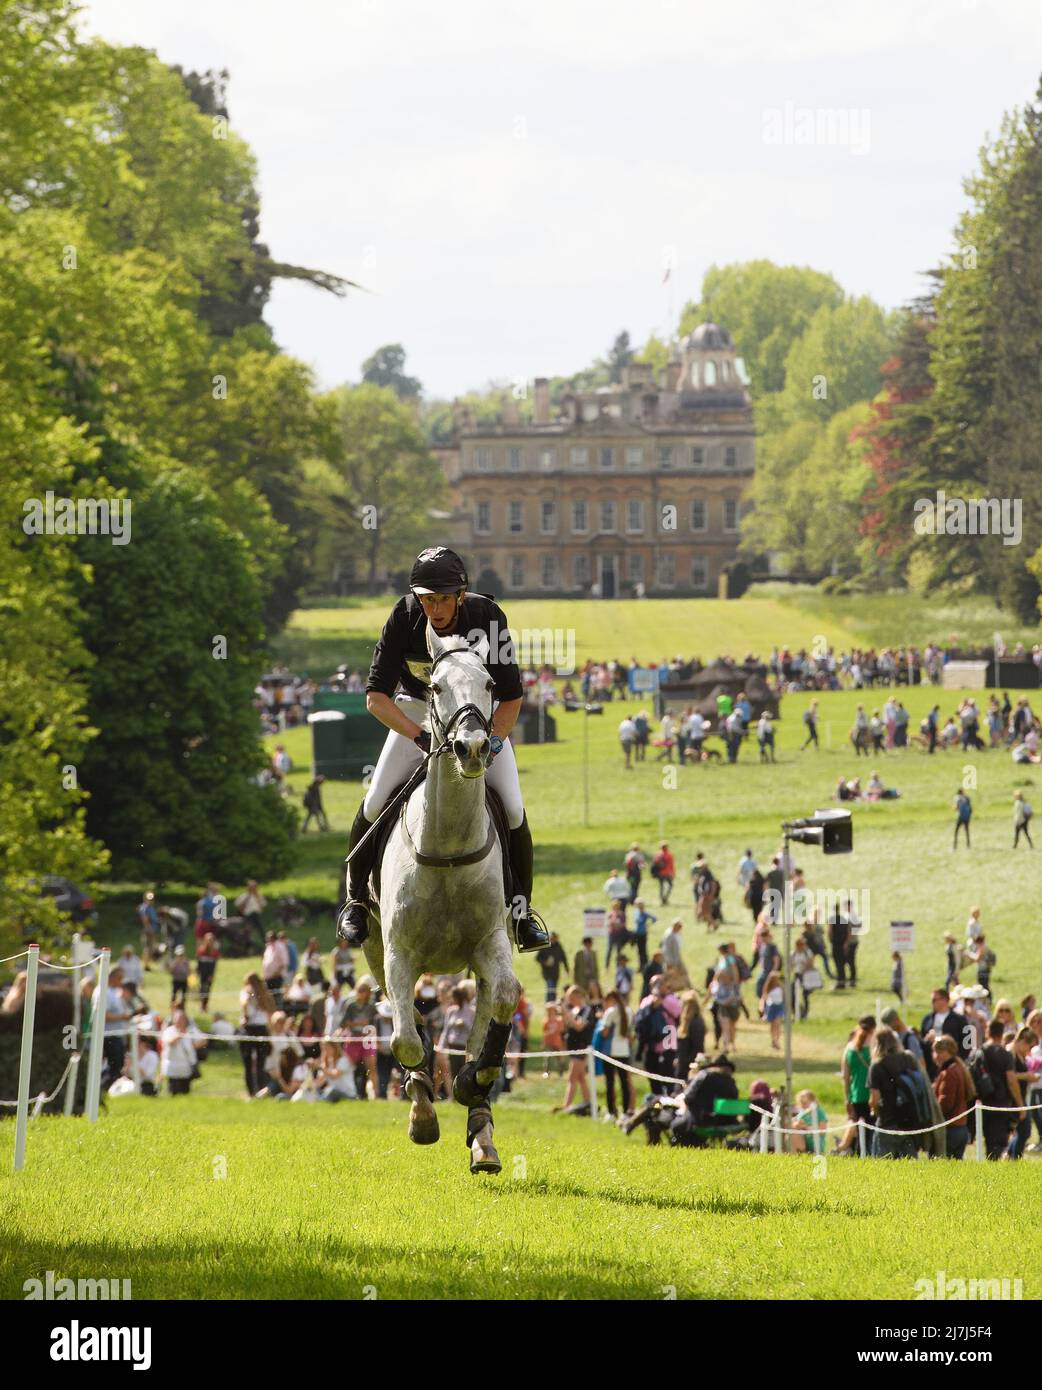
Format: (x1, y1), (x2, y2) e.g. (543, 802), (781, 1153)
(336, 803), (378, 947)
(508, 815), (550, 953)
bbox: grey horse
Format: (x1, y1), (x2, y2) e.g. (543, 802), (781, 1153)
(360, 627), (521, 1173)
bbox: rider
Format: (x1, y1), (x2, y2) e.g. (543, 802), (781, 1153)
(336, 545), (551, 954)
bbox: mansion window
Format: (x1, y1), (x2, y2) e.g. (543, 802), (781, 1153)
(626, 500), (644, 534)
(570, 447), (589, 470)
(574, 554), (589, 586)
(724, 498), (740, 531)
(692, 556), (708, 588)
(572, 500), (588, 533)
(599, 447), (615, 470)
(725, 446), (737, 468)
(629, 553), (644, 583)
(475, 501), (491, 534)
(625, 446), (643, 470)
(509, 500), (523, 534)
(541, 554), (557, 588)
(539, 448), (556, 470)
(692, 446), (705, 467)
(509, 555), (525, 588)
(540, 500), (557, 534)
(600, 500), (617, 532)
(508, 447), (523, 472)
(657, 445), (674, 470)
(474, 447), (491, 472)
(691, 499), (706, 532)
(656, 553), (675, 588)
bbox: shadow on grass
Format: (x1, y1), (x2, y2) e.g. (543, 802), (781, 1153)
(512, 1176), (872, 1221)
(0, 1232), (661, 1301)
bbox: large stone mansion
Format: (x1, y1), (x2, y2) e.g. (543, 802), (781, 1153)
(435, 322), (755, 598)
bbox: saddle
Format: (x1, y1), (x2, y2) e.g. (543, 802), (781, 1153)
(371, 772), (513, 908)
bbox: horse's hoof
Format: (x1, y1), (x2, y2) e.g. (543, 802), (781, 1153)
(469, 1124), (501, 1174)
(405, 1074), (440, 1145)
(453, 1062), (478, 1107)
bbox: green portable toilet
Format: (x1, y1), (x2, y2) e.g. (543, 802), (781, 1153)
(309, 710), (351, 779)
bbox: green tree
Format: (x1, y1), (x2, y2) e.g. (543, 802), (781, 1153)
(778, 297), (895, 426)
(679, 261), (845, 395)
(361, 344), (423, 399)
(76, 469), (298, 882)
(325, 384), (447, 592)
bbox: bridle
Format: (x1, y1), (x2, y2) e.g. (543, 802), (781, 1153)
(398, 645), (497, 868)
(428, 646), (494, 758)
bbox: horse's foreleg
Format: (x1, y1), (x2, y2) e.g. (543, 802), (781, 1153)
(385, 949), (423, 1070)
(453, 936), (520, 1106)
(471, 934), (521, 1089)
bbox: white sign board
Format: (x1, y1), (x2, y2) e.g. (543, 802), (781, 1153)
(890, 921), (915, 952)
(582, 908), (607, 938)
(630, 668), (660, 694)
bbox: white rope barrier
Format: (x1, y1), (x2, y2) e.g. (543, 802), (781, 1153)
(0, 1053), (81, 1110)
(0, 949), (31, 965)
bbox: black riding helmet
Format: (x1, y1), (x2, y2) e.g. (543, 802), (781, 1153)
(409, 546), (468, 595)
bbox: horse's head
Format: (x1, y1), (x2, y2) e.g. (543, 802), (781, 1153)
(427, 629), (494, 778)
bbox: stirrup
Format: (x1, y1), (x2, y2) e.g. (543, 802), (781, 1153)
(336, 899), (371, 946)
(513, 908), (550, 953)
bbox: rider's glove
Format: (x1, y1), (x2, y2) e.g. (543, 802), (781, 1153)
(489, 735), (504, 758)
(414, 730), (432, 754)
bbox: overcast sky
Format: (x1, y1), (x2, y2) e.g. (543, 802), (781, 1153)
(82, 0), (1042, 399)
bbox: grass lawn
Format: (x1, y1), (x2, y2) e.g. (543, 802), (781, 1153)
(1, 1096), (1036, 1301)
(270, 584), (1042, 676)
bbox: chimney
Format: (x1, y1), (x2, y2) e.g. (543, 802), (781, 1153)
(533, 376), (550, 425)
(666, 357), (683, 391)
(501, 396), (520, 426)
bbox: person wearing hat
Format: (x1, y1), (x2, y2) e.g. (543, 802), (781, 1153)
(136, 890), (158, 969)
(920, 988), (970, 1080)
(669, 1053), (738, 1145)
(170, 944), (191, 1008)
(336, 546), (549, 953)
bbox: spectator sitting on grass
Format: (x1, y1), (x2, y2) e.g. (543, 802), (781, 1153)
(794, 1089), (828, 1155)
(317, 1041), (357, 1101)
(255, 1011), (303, 1099)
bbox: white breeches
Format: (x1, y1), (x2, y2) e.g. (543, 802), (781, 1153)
(362, 695), (525, 829)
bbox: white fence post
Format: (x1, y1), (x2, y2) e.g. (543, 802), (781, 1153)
(71, 931), (81, 1045)
(63, 1054), (81, 1118)
(759, 1109), (770, 1153)
(587, 1048), (598, 1121)
(13, 945), (40, 1172)
(975, 1100), (985, 1161)
(772, 1102), (782, 1153)
(85, 947), (111, 1123)
(858, 1117), (868, 1157)
(129, 1025), (141, 1091)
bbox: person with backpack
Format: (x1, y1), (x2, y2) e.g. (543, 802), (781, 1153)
(624, 843), (646, 902)
(953, 788), (972, 849)
(931, 1035), (973, 1159)
(633, 981), (672, 1095)
(869, 1026), (928, 1158)
(971, 1017), (1025, 1159)
(631, 899), (656, 970)
(1013, 789), (1034, 848)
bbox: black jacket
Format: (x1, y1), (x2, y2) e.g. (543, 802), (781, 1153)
(920, 1008), (968, 1077)
(366, 592), (523, 703)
